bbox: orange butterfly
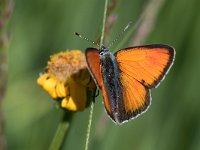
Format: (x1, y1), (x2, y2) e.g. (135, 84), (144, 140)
(85, 44), (175, 124)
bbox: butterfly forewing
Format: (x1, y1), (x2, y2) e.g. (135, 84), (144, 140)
(115, 44), (175, 88)
(85, 48), (103, 88)
(85, 48), (113, 116)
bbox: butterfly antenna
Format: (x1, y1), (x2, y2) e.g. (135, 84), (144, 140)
(108, 21), (132, 48)
(74, 32), (100, 47)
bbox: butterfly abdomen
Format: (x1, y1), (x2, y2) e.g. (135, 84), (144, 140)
(100, 51), (125, 123)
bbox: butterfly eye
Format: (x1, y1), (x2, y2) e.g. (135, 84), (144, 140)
(99, 51), (104, 56)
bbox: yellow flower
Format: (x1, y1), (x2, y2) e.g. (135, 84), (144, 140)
(37, 50), (96, 111)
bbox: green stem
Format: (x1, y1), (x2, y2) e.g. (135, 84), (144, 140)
(49, 111), (72, 150)
(84, 102), (94, 150)
(100, 0), (108, 46)
(84, 1), (108, 150)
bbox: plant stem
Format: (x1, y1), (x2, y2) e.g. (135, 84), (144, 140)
(49, 111), (72, 150)
(84, 0), (108, 150)
(84, 102), (94, 150)
(100, 0), (108, 47)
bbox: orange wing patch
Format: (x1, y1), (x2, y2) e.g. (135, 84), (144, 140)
(115, 44), (175, 88)
(120, 72), (150, 119)
(85, 48), (103, 88)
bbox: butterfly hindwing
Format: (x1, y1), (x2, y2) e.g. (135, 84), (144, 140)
(120, 71), (151, 121)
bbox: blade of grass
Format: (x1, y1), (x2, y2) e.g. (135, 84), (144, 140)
(84, 0), (108, 150)
(100, 0), (108, 47)
(84, 102), (94, 150)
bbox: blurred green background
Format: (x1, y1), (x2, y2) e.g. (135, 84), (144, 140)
(2, 0), (200, 149)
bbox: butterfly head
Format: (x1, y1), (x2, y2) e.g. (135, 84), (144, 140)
(99, 45), (109, 56)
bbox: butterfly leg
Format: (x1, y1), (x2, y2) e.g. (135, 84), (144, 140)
(95, 89), (99, 97)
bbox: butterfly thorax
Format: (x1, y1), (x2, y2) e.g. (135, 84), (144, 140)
(99, 48), (125, 123)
